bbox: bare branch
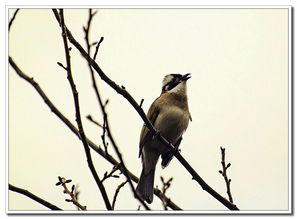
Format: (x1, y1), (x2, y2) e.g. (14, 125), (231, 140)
(8, 9), (20, 31)
(112, 180), (128, 209)
(104, 113), (151, 210)
(51, 9), (239, 210)
(80, 9), (150, 210)
(86, 114), (103, 128)
(101, 165), (120, 183)
(219, 147), (234, 203)
(93, 37), (104, 60)
(56, 176), (86, 210)
(9, 57), (181, 210)
(139, 99), (144, 108)
(57, 9), (112, 210)
(9, 184), (62, 210)
(160, 176), (173, 210)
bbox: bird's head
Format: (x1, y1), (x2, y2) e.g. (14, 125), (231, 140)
(161, 73), (191, 94)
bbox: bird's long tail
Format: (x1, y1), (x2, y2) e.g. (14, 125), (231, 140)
(136, 167), (155, 204)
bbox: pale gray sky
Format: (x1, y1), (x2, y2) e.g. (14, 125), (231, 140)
(8, 7), (290, 212)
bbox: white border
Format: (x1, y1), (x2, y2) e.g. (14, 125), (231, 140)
(5, 5), (293, 215)
(5, 5), (294, 8)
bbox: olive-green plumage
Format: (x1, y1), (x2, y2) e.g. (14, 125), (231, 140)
(136, 74), (191, 203)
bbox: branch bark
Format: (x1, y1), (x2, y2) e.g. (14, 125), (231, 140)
(219, 147), (234, 203)
(9, 184), (62, 210)
(51, 9), (239, 210)
(9, 56), (181, 210)
(57, 9), (112, 210)
(56, 176), (87, 210)
(8, 9), (20, 31)
(80, 9), (150, 210)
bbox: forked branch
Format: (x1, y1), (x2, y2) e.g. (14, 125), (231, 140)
(51, 9), (239, 211)
(9, 56), (181, 210)
(57, 9), (112, 210)
(56, 176), (86, 210)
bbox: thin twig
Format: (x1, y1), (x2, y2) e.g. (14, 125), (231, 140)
(52, 9), (239, 210)
(86, 114), (103, 128)
(9, 56), (181, 210)
(57, 9), (112, 210)
(8, 9), (20, 31)
(104, 113), (151, 210)
(56, 176), (86, 210)
(80, 9), (150, 210)
(101, 164), (120, 183)
(93, 37), (104, 60)
(83, 9), (109, 155)
(112, 180), (128, 209)
(101, 112), (109, 154)
(160, 176), (173, 210)
(219, 147), (234, 203)
(9, 184), (62, 210)
(139, 99), (144, 108)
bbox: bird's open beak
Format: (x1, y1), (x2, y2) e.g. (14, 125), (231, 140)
(182, 73), (191, 81)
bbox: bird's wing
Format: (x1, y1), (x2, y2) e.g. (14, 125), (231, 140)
(138, 99), (160, 157)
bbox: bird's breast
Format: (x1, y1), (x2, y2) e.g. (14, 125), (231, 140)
(154, 106), (190, 144)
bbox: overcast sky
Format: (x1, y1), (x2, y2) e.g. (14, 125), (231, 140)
(8, 7), (290, 213)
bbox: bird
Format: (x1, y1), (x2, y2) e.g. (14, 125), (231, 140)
(136, 73), (192, 203)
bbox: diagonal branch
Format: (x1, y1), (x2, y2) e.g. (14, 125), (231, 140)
(9, 184), (62, 210)
(51, 9), (239, 210)
(82, 9), (150, 210)
(81, 9), (149, 210)
(9, 56), (181, 210)
(8, 9), (20, 31)
(111, 180), (128, 210)
(57, 9), (112, 210)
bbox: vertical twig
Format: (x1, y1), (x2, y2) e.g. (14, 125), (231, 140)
(160, 176), (173, 210)
(57, 9), (112, 210)
(219, 147), (234, 203)
(93, 37), (104, 60)
(81, 9), (150, 210)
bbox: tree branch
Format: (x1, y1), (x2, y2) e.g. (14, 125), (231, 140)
(57, 9), (112, 210)
(160, 176), (173, 210)
(56, 176), (86, 210)
(101, 164), (120, 183)
(111, 180), (128, 210)
(219, 147), (234, 203)
(9, 184), (62, 210)
(8, 9), (20, 31)
(81, 9), (150, 210)
(51, 9), (239, 210)
(93, 37), (104, 60)
(9, 56), (181, 210)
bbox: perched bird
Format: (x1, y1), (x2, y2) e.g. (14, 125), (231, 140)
(136, 73), (192, 203)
